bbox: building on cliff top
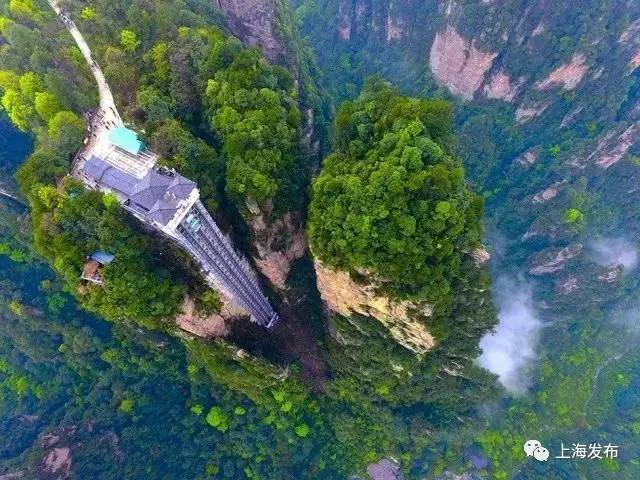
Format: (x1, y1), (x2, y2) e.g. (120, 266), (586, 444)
(80, 251), (114, 286)
(77, 127), (279, 328)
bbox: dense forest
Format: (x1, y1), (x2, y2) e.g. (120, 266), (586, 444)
(294, 0), (640, 479)
(1, 0), (640, 479)
(0, 0), (500, 478)
(309, 79), (483, 304)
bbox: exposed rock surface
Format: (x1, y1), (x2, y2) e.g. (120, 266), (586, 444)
(483, 70), (520, 102)
(521, 215), (567, 242)
(36, 427), (76, 480)
(619, 19), (640, 45)
(336, 0), (406, 44)
(598, 266), (622, 283)
(429, 26), (497, 100)
(619, 19), (640, 71)
(212, 0), (285, 62)
(314, 260), (435, 354)
(471, 247), (491, 266)
(631, 51), (640, 71)
(515, 101), (549, 123)
(175, 295), (244, 338)
(536, 53), (588, 90)
(529, 244), (582, 275)
(532, 181), (566, 203)
(515, 148), (539, 166)
(556, 275), (579, 294)
(561, 106), (585, 128)
(581, 122), (640, 169)
(532, 22), (545, 36)
(41, 448), (72, 479)
(338, 0), (352, 40)
(367, 459), (403, 480)
(250, 211), (307, 290)
(386, 11), (403, 41)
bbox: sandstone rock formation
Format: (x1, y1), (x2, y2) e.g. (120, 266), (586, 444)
(529, 244), (582, 275)
(483, 70), (520, 102)
(471, 247), (491, 266)
(37, 426), (78, 480)
(532, 181), (566, 203)
(515, 102), (549, 123)
(367, 459), (403, 480)
(336, 0), (406, 44)
(314, 260), (435, 354)
(212, 0), (285, 63)
(386, 11), (403, 41)
(0, 473), (25, 479)
(536, 53), (588, 90)
(250, 211), (307, 290)
(429, 26), (497, 100)
(619, 19), (640, 71)
(598, 266), (622, 283)
(631, 51), (640, 71)
(591, 123), (640, 169)
(41, 448), (72, 479)
(338, 0), (352, 40)
(515, 148), (539, 166)
(556, 275), (579, 294)
(174, 295), (246, 338)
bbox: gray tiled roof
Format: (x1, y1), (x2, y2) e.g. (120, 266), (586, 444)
(148, 198), (181, 224)
(129, 169), (195, 222)
(83, 156), (138, 196)
(83, 155), (196, 226)
(83, 156), (109, 179)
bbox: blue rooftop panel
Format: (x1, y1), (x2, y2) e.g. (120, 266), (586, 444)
(90, 251), (115, 264)
(109, 127), (143, 155)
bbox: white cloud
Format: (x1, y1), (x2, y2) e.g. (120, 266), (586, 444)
(589, 237), (638, 271)
(478, 277), (543, 394)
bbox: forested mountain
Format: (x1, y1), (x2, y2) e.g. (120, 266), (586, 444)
(0, 0), (639, 479)
(294, 0), (640, 478)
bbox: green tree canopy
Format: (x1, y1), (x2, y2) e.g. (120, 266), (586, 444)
(34, 91), (62, 121)
(47, 110), (85, 156)
(202, 35), (302, 211)
(120, 29), (141, 52)
(308, 79), (484, 303)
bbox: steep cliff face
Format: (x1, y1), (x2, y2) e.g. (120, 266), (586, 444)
(314, 260), (435, 354)
(174, 295), (248, 338)
(211, 0), (329, 292)
(213, 0), (286, 63)
(333, 0), (419, 45)
(248, 207), (307, 290)
(298, 0), (639, 138)
(429, 25), (497, 101)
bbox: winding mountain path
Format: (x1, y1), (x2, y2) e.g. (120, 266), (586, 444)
(46, 0), (123, 128)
